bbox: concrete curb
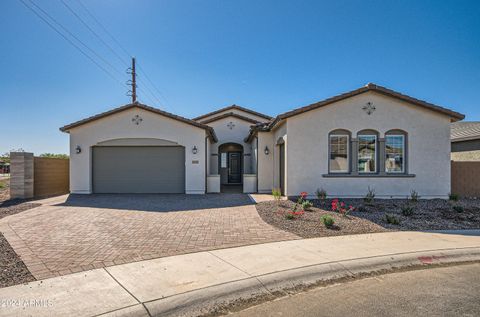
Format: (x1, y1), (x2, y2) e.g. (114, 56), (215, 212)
(144, 247), (480, 317)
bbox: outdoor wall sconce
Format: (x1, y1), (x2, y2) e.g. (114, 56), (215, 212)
(75, 145), (82, 154)
(264, 146), (270, 155)
(192, 146), (198, 154)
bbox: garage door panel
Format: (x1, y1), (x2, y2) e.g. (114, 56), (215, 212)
(93, 146), (185, 193)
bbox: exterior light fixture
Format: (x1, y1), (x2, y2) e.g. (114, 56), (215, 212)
(192, 146), (198, 154)
(264, 146), (269, 155)
(75, 145), (82, 154)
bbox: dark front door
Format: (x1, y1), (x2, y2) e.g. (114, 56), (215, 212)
(228, 152), (242, 183)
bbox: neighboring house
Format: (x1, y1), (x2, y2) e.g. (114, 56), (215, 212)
(451, 122), (480, 161)
(60, 83), (464, 198)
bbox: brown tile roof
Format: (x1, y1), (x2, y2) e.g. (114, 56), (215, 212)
(59, 102), (218, 142)
(451, 121), (480, 142)
(199, 112), (263, 125)
(193, 104), (272, 121)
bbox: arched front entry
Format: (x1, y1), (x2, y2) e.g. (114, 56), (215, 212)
(218, 143), (243, 192)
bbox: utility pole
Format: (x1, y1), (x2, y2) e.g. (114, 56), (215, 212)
(131, 57), (137, 103)
(127, 57), (137, 103)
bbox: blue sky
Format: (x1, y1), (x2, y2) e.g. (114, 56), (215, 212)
(1, 0), (479, 155)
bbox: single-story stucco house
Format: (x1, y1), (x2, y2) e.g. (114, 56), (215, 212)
(451, 121), (480, 161)
(60, 83), (464, 198)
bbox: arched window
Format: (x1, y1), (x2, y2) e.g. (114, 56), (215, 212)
(385, 129), (407, 173)
(329, 129), (351, 173)
(357, 130), (379, 173)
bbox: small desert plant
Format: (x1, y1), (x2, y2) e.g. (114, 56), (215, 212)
(449, 193), (459, 201)
(364, 186), (376, 204)
(285, 212), (295, 220)
(453, 205), (464, 213)
(385, 214), (400, 225)
(321, 215), (335, 228)
(410, 190), (420, 202)
(315, 188), (327, 202)
(331, 199), (355, 216)
(302, 200), (313, 211)
(401, 205), (414, 216)
(272, 188), (281, 201)
(285, 210), (304, 220)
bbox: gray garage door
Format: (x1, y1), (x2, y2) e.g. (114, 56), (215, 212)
(92, 146), (185, 193)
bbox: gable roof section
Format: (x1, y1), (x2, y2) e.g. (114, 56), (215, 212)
(59, 102), (218, 142)
(199, 112), (263, 125)
(193, 104), (272, 122)
(270, 83), (464, 127)
(245, 83), (465, 143)
(451, 122), (480, 142)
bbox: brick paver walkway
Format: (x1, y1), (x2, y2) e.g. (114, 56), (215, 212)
(0, 194), (298, 280)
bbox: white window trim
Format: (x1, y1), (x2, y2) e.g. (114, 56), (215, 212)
(329, 134), (349, 173)
(385, 134), (405, 173)
(358, 134), (377, 173)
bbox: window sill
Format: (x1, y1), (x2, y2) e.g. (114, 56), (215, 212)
(322, 173), (415, 178)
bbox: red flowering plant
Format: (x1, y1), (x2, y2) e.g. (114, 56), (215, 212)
(285, 192), (309, 219)
(285, 210), (305, 220)
(331, 198), (355, 217)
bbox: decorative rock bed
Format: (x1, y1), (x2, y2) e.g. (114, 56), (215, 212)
(256, 198), (480, 238)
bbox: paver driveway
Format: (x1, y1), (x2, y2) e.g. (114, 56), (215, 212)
(0, 194), (298, 280)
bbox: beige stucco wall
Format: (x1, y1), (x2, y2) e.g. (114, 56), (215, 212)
(68, 107), (207, 194)
(256, 131), (274, 193)
(206, 116), (254, 175)
(283, 91), (452, 198)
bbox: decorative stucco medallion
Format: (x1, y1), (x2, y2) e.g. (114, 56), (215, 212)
(362, 102), (376, 115)
(227, 121), (235, 130)
(132, 115), (143, 125)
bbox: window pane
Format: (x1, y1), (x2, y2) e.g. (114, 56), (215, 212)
(221, 153), (227, 168)
(385, 135), (404, 173)
(329, 135), (349, 173)
(358, 135), (376, 173)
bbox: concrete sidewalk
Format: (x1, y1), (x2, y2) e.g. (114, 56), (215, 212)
(0, 231), (479, 317)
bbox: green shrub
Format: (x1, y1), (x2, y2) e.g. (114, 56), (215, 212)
(410, 190), (420, 202)
(364, 186), (375, 204)
(272, 188), (282, 201)
(302, 200), (313, 211)
(453, 205), (464, 213)
(401, 205), (414, 216)
(321, 215), (335, 227)
(449, 193), (459, 201)
(315, 188), (327, 202)
(385, 214), (400, 225)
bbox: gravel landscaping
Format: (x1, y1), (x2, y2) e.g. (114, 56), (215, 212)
(256, 200), (388, 238)
(0, 234), (35, 288)
(256, 198), (480, 238)
(0, 177), (39, 288)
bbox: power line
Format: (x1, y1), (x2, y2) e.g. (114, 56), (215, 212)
(27, 0), (124, 78)
(136, 62), (169, 105)
(75, 0), (169, 107)
(60, 0), (129, 67)
(18, 0), (125, 87)
(74, 0), (131, 58)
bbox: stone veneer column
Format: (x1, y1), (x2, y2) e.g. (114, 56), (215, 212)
(10, 152), (34, 199)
